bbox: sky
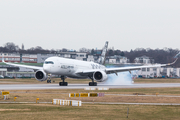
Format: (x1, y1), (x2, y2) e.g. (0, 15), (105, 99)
(0, 0), (180, 51)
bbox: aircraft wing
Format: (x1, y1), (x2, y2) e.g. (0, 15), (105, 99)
(2, 58), (43, 70)
(76, 58), (178, 75)
(105, 58), (177, 74)
(105, 64), (165, 74)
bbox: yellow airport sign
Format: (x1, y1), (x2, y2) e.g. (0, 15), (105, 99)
(1, 91), (10, 95)
(75, 93), (79, 97)
(70, 93), (74, 97)
(89, 93), (98, 97)
(80, 93), (88, 97)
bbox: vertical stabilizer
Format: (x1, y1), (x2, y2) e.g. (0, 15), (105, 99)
(98, 41), (108, 65)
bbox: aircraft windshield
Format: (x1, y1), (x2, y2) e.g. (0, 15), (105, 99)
(44, 61), (54, 64)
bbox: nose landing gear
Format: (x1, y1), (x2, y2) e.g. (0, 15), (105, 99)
(47, 79), (51, 83)
(59, 76), (68, 86)
(47, 74), (51, 83)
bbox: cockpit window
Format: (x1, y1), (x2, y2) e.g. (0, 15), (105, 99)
(44, 61), (54, 64)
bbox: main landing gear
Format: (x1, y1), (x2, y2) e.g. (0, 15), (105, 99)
(59, 76), (68, 86)
(47, 74), (51, 83)
(88, 75), (97, 86)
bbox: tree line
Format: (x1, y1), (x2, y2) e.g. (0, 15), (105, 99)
(0, 42), (69, 54)
(124, 48), (180, 67)
(1, 42), (180, 67)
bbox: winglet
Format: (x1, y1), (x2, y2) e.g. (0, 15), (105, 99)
(165, 52), (180, 66)
(174, 52), (180, 59)
(167, 58), (178, 66)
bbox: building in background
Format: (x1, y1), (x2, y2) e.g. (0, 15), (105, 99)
(133, 67), (180, 78)
(106, 55), (129, 64)
(0, 53), (37, 63)
(134, 56), (154, 64)
(0, 68), (7, 76)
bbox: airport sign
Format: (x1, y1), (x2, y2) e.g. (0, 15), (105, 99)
(89, 93), (98, 97)
(80, 93), (88, 97)
(69, 93), (74, 97)
(1, 91), (10, 95)
(75, 93), (80, 97)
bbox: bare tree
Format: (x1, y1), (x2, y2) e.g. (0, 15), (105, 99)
(62, 48), (68, 52)
(79, 47), (91, 53)
(4, 42), (19, 51)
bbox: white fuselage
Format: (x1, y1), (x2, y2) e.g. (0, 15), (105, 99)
(43, 56), (106, 78)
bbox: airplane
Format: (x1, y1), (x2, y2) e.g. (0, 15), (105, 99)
(2, 42), (180, 86)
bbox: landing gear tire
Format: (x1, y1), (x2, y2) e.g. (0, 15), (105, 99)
(89, 82), (97, 86)
(59, 82), (68, 86)
(47, 80), (51, 83)
(59, 76), (68, 86)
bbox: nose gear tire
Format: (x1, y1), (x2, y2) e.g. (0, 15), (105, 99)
(47, 80), (51, 83)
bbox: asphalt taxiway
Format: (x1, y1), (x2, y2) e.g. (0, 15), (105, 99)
(1, 83), (180, 90)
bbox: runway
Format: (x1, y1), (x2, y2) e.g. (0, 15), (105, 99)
(1, 83), (180, 90)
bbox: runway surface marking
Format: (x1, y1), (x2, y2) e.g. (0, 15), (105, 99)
(1, 83), (180, 90)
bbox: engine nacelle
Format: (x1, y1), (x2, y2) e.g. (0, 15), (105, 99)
(93, 71), (108, 82)
(35, 70), (47, 81)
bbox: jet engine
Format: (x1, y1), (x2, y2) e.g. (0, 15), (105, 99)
(35, 70), (47, 81)
(93, 71), (108, 82)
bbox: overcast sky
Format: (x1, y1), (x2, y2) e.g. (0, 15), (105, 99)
(0, 0), (180, 51)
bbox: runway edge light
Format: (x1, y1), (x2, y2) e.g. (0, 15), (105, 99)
(36, 98), (39, 103)
(14, 97), (17, 101)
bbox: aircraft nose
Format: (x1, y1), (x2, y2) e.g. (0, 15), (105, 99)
(43, 65), (50, 73)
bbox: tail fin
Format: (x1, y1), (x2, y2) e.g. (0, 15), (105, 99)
(98, 41), (108, 65)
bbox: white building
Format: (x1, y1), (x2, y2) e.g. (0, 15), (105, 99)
(0, 68), (7, 76)
(87, 55), (94, 62)
(0, 53), (37, 63)
(133, 66), (180, 78)
(134, 56), (154, 64)
(109, 59), (116, 64)
(107, 55), (129, 64)
(76, 53), (87, 61)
